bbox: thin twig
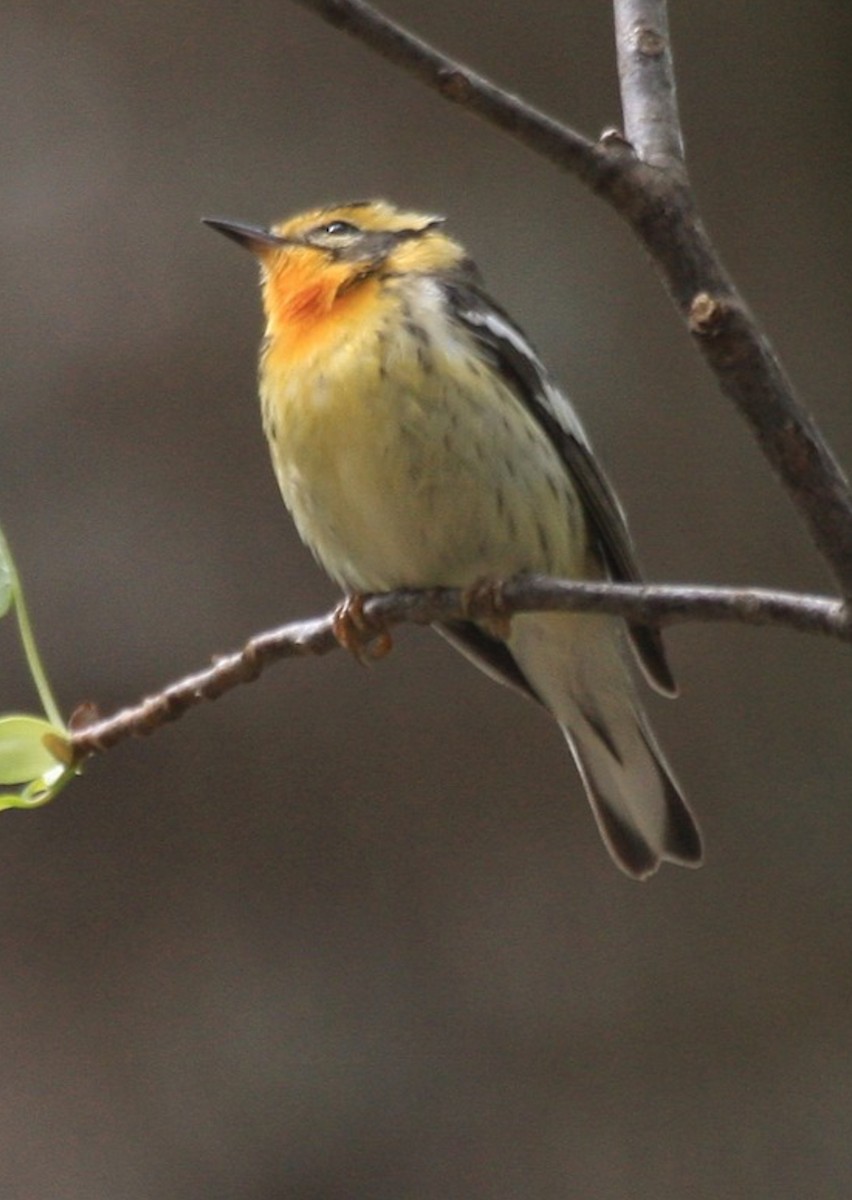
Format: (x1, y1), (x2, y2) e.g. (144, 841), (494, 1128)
(287, 0), (610, 187)
(290, 0), (852, 597)
(69, 579), (851, 761)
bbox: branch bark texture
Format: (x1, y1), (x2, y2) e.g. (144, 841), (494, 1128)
(290, 0), (852, 596)
(69, 579), (851, 762)
(614, 0), (685, 171)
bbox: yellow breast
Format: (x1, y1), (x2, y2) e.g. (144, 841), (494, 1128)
(259, 270), (587, 592)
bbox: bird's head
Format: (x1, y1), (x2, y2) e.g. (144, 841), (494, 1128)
(204, 200), (468, 347)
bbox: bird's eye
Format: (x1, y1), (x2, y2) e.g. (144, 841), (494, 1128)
(316, 220), (360, 237)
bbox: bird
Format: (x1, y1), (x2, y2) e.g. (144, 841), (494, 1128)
(203, 199), (702, 879)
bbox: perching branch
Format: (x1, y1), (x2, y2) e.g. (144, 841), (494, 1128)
(68, 579), (851, 762)
(47, 5), (852, 775)
(290, 0), (852, 597)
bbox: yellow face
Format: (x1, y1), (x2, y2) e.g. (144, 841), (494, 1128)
(253, 200), (467, 362)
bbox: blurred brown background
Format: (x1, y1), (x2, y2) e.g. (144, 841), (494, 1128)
(3, 2), (852, 1197)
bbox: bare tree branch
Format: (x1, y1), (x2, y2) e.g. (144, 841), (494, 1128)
(287, 0), (609, 186)
(68, 579), (851, 762)
(64, 7), (852, 770)
(614, 0), (684, 171)
(290, 0), (852, 597)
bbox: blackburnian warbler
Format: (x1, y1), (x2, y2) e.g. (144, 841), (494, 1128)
(204, 200), (702, 879)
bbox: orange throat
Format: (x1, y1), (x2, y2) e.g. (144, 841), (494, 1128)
(261, 251), (379, 365)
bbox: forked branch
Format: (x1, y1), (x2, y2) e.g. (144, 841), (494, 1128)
(290, 0), (852, 595)
(57, 4), (852, 768)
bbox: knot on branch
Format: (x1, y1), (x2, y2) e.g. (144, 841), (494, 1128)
(460, 578), (510, 622)
(437, 68), (473, 103)
(219, 643), (263, 687)
(461, 578), (513, 640)
(688, 291), (731, 337)
(631, 25), (666, 59)
(688, 293), (761, 371)
(599, 127), (635, 157)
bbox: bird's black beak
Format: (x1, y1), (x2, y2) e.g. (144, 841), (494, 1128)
(202, 217), (284, 254)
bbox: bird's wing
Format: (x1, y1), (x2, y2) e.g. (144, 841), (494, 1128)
(441, 279), (677, 698)
(434, 618), (543, 704)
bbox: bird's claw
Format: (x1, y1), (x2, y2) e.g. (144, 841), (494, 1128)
(461, 577), (513, 641)
(332, 594), (394, 663)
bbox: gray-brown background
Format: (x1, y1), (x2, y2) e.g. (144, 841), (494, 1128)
(3, 3), (852, 1197)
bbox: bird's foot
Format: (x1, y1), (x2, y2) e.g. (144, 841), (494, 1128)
(461, 577), (513, 640)
(332, 593), (394, 663)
